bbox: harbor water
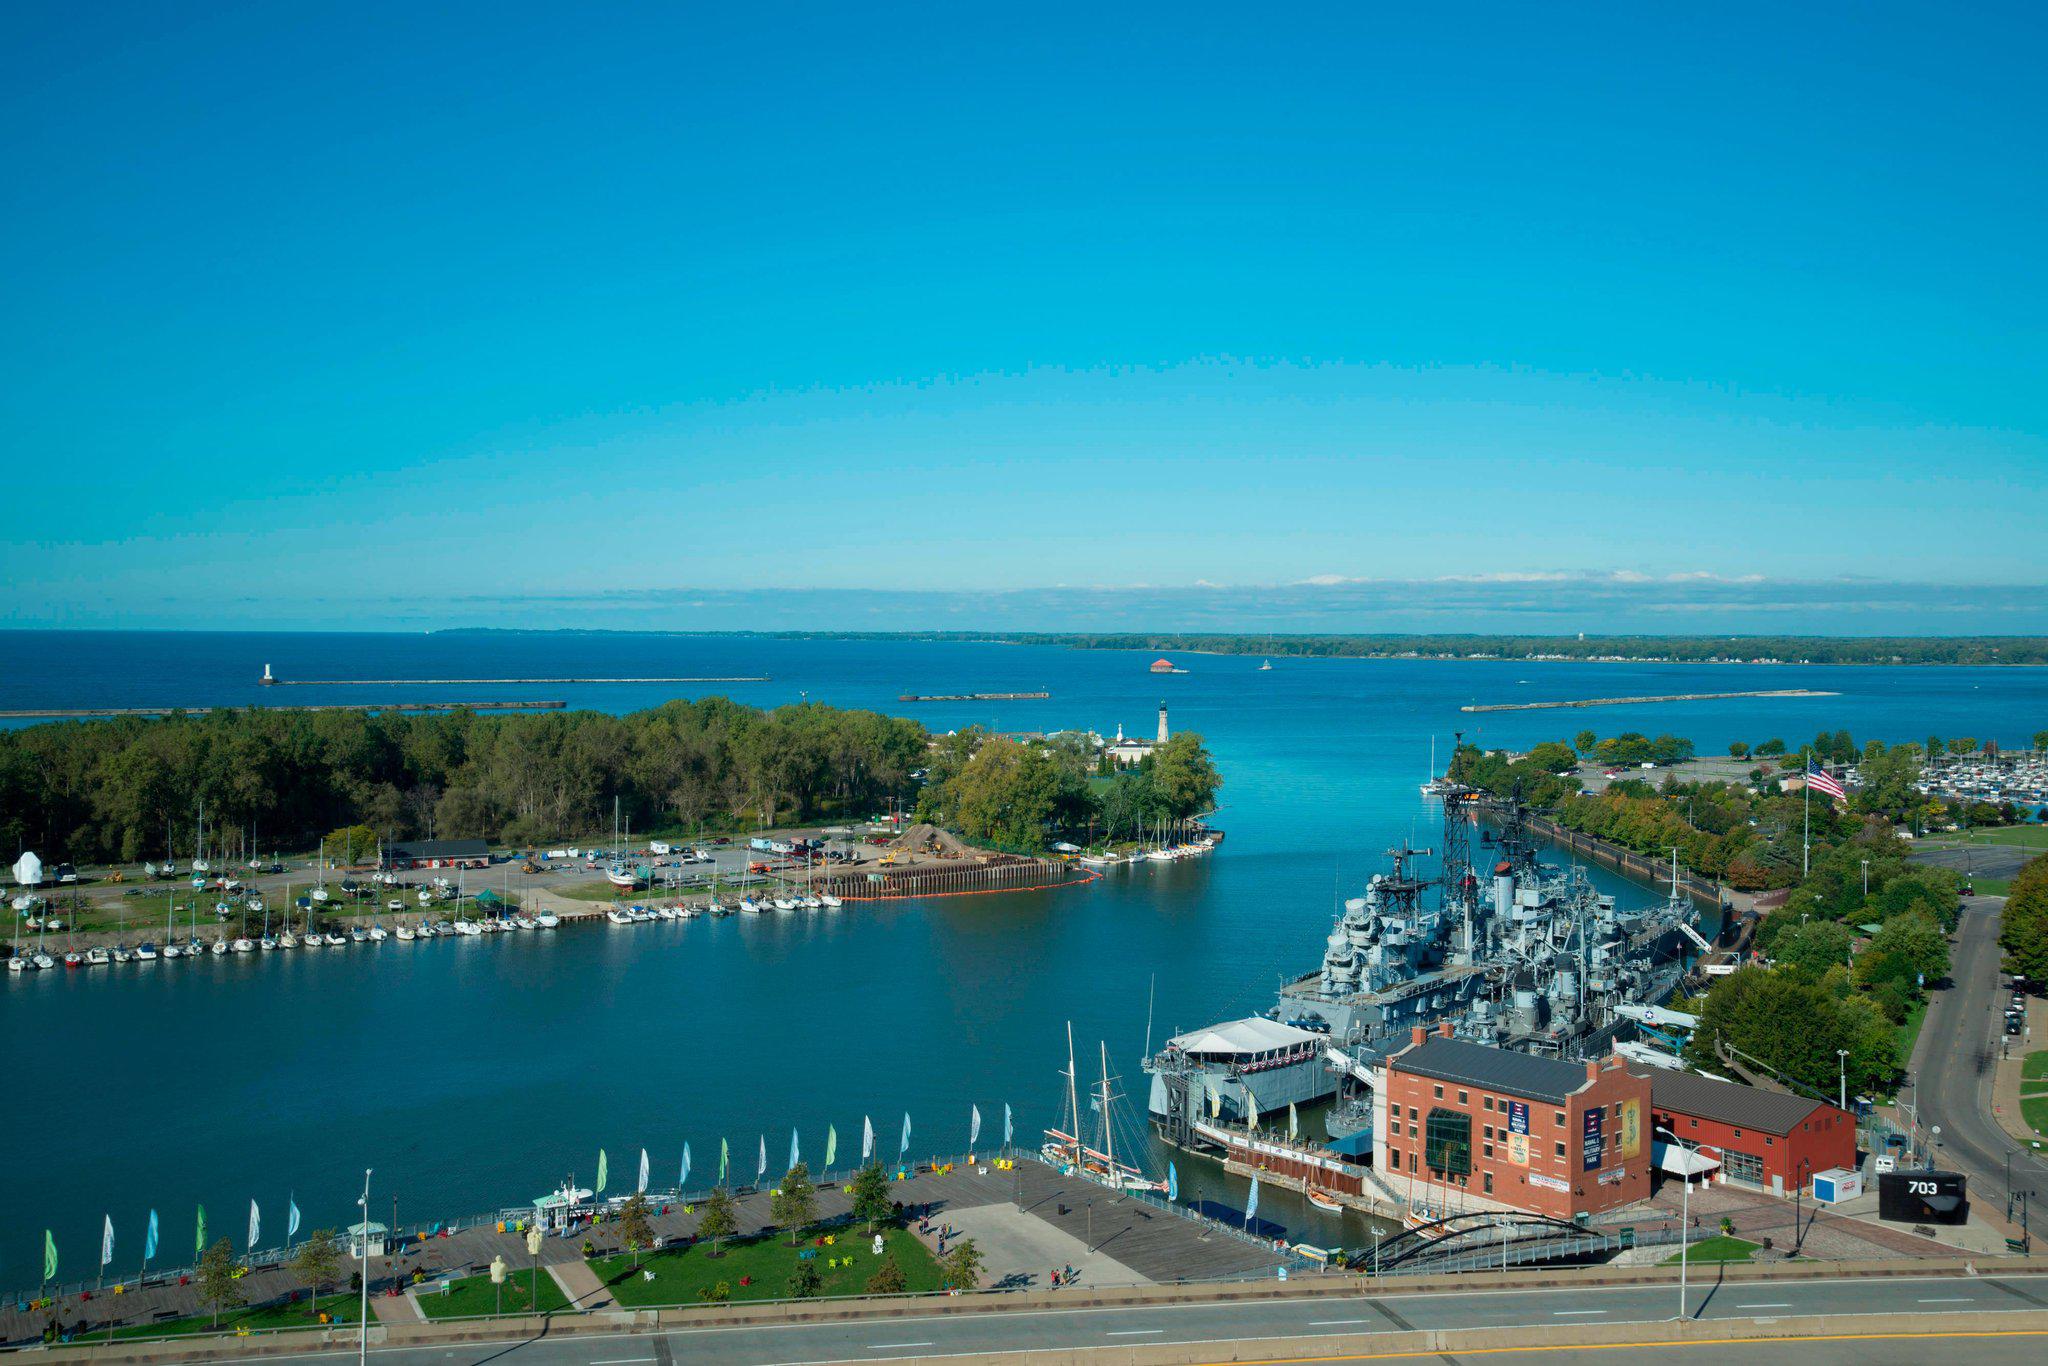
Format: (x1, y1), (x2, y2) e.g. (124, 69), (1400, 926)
(2, 631), (2045, 1289)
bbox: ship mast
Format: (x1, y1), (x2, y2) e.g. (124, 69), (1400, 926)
(1065, 1021), (1083, 1166)
(1099, 1040), (1115, 1175)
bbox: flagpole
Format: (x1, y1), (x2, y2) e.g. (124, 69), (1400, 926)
(1803, 761), (1811, 876)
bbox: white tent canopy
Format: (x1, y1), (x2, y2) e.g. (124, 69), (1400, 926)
(1652, 1139), (1722, 1178)
(12, 852), (42, 887)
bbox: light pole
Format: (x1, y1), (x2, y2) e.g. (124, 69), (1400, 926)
(1861, 859), (1870, 899)
(526, 1224), (543, 1316)
(1836, 1049), (1848, 1111)
(1657, 1126), (1701, 1321)
(356, 1168), (372, 1366)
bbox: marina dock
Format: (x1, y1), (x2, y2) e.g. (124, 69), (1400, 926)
(1461, 688), (1836, 712)
(0, 701), (566, 719)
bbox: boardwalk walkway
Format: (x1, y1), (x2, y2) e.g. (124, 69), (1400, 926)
(0, 1159), (1286, 1348)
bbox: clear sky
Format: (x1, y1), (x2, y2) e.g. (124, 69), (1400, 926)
(3, 2), (2045, 631)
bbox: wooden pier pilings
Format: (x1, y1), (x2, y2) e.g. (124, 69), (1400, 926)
(815, 855), (1085, 901)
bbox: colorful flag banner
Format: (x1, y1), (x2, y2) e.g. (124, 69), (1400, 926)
(899, 1112), (912, 1159)
(101, 1215), (114, 1269)
(248, 1200), (260, 1251)
(1245, 1176), (1260, 1225)
(825, 1125), (837, 1169)
(637, 1148), (649, 1195)
(596, 1149), (609, 1195)
(1167, 1163), (1179, 1203)
(970, 1104), (982, 1149)
(43, 1230), (56, 1282)
(287, 1196), (301, 1242)
(719, 1137), (730, 1183)
(862, 1115), (874, 1162)
(789, 1127), (799, 1171)
(195, 1206), (206, 1257)
(144, 1210), (159, 1263)
(680, 1142), (692, 1191)
(1004, 1103), (1013, 1146)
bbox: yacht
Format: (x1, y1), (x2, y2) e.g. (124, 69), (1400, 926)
(605, 907), (632, 925)
(323, 931), (346, 946)
(349, 925), (370, 943)
(231, 937), (255, 953)
(278, 930), (298, 949)
(739, 897), (765, 914)
(819, 893), (844, 909)
(533, 911), (560, 929)
(32, 951), (57, 970)
(6, 955), (29, 973)
(395, 922), (416, 941)
(112, 946), (133, 964)
(162, 941), (183, 960)
(368, 924), (388, 941)
(86, 946), (113, 966)
(453, 919), (482, 935)
(259, 935), (278, 951)
(63, 950), (85, 969)
(136, 941), (159, 961)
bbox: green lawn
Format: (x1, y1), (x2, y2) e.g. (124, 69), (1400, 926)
(1921, 826), (2048, 851)
(2023, 1050), (2048, 1083)
(589, 1225), (942, 1306)
(2023, 1096), (2048, 1137)
(1896, 997), (1932, 1070)
(413, 1267), (571, 1319)
(1663, 1236), (1760, 1265)
(112, 1289), (365, 1340)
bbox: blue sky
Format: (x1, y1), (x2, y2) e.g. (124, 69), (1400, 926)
(3, 2), (2045, 631)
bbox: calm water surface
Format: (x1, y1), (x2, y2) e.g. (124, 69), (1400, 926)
(2, 632), (2043, 1287)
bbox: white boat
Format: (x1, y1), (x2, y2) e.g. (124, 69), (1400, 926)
(6, 956), (28, 973)
(396, 923), (416, 941)
(246, 897), (264, 914)
(387, 900), (405, 913)
(368, 925), (388, 941)
(311, 886), (330, 903)
(1306, 1190), (1343, 1214)
(209, 939), (228, 956)
(739, 898), (764, 914)
(112, 946), (133, 963)
(418, 888), (434, 904)
(801, 895), (823, 911)
(278, 931), (298, 949)
(605, 907), (631, 925)
(773, 898), (796, 912)
(348, 925), (369, 943)
(231, 938), (255, 953)
(534, 912), (560, 929)
(136, 941), (160, 960)
(1146, 849), (1175, 862)
(819, 893), (843, 909)
(453, 919), (482, 936)
(161, 942), (183, 960)
(86, 946), (112, 966)
(655, 905), (677, 921)
(259, 936), (277, 951)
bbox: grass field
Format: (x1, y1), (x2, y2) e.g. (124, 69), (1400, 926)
(2023, 1051), (2048, 1083)
(1921, 826), (2048, 851)
(589, 1225), (942, 1306)
(1663, 1236), (1760, 1265)
(2023, 1096), (2048, 1137)
(1896, 996), (1932, 1069)
(412, 1268), (572, 1319)
(112, 1289), (365, 1340)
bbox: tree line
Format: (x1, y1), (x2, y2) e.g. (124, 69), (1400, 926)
(912, 729), (1221, 851)
(0, 698), (928, 863)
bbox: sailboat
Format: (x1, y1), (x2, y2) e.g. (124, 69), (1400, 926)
(1420, 735), (1454, 797)
(1259, 659), (1273, 671)
(1040, 1024), (1166, 1193)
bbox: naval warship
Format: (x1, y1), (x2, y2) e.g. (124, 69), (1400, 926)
(1147, 788), (1706, 1154)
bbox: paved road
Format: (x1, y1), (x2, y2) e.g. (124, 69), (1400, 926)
(174, 1271), (2048, 1366)
(1910, 894), (2048, 1218)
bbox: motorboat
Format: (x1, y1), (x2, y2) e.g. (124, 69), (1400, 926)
(136, 941), (159, 960)
(86, 946), (113, 966)
(453, 919), (482, 935)
(534, 912), (560, 929)
(323, 931), (346, 946)
(655, 905), (677, 921)
(739, 897), (764, 914)
(605, 907), (632, 925)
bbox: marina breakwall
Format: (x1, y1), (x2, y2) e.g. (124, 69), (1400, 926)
(1460, 688), (1837, 712)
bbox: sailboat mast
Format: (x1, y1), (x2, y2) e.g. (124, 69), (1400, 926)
(1064, 1021), (1082, 1165)
(1099, 1040), (1114, 1173)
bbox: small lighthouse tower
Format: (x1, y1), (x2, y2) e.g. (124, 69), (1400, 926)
(260, 664), (275, 686)
(1157, 701), (1169, 744)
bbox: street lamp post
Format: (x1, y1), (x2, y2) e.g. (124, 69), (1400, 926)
(1836, 1049), (1848, 1111)
(1656, 1126), (1701, 1321)
(356, 1168), (372, 1366)
(526, 1224), (543, 1316)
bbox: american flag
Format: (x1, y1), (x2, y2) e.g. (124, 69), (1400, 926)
(1805, 761), (1847, 800)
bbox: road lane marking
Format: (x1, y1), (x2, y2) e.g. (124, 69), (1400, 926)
(590, 1359), (655, 1364)
(1551, 1309), (1607, 1316)
(1920, 1297), (1975, 1302)
(867, 1344), (935, 1350)
(1737, 1302), (1792, 1309)
(1108, 1329), (1164, 1336)
(1312, 1319), (1379, 1325)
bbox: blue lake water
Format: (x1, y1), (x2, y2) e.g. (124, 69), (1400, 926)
(2, 631), (2043, 1288)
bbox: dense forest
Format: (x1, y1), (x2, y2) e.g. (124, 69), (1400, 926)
(0, 698), (929, 863)
(712, 631), (2048, 667)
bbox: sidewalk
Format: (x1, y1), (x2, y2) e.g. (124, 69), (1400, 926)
(1992, 995), (2045, 1150)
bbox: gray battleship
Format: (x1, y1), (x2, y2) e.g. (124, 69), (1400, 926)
(1147, 790), (1701, 1153)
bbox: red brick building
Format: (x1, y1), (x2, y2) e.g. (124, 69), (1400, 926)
(1375, 1024), (1653, 1221)
(1647, 1067), (1857, 1196)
